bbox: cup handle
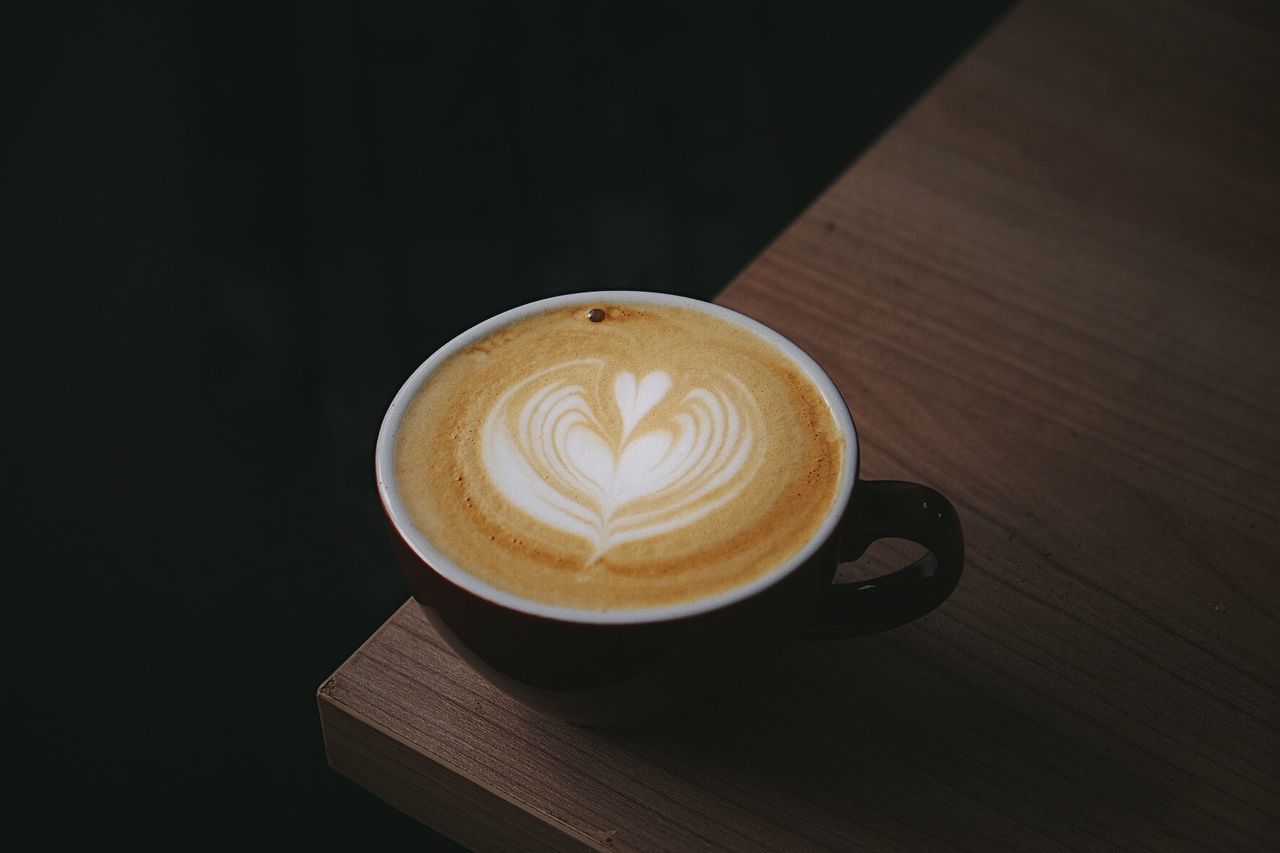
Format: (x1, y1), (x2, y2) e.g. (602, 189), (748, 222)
(800, 480), (965, 640)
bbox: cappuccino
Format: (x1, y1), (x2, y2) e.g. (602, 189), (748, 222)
(393, 300), (845, 610)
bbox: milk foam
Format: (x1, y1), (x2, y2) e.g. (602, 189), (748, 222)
(481, 360), (760, 558)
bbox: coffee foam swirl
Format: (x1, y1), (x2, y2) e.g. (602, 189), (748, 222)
(392, 301), (845, 611)
(481, 361), (762, 559)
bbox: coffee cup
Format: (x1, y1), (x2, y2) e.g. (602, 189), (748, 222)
(376, 291), (963, 725)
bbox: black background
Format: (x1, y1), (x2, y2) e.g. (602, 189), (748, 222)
(10, 2), (1011, 846)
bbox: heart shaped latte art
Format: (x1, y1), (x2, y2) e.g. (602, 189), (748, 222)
(480, 359), (762, 559)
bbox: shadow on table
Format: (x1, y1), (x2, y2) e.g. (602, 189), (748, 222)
(605, 625), (1163, 847)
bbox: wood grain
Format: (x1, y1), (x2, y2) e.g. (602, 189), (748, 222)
(320, 0), (1280, 848)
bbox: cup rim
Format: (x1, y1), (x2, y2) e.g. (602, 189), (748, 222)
(375, 290), (859, 625)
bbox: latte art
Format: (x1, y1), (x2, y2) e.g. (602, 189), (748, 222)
(393, 300), (845, 611)
(482, 363), (762, 559)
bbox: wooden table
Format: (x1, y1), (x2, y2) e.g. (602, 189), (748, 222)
(318, 0), (1280, 848)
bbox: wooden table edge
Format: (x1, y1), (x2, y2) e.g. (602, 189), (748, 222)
(317, 607), (609, 852)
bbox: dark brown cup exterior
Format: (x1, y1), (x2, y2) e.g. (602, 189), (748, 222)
(385, 471), (965, 727)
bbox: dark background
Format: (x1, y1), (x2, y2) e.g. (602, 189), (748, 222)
(10, 2), (1012, 846)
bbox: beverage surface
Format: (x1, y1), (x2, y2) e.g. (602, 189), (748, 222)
(394, 300), (845, 610)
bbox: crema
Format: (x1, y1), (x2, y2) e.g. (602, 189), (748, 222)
(393, 300), (844, 610)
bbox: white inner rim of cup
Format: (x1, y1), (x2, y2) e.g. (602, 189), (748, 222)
(375, 291), (858, 624)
